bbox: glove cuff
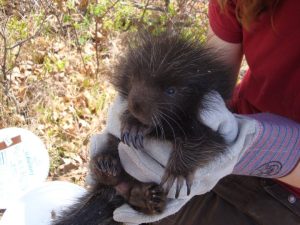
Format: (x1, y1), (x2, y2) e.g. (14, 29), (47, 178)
(233, 113), (300, 178)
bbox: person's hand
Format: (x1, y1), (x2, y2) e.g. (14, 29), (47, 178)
(104, 92), (258, 225)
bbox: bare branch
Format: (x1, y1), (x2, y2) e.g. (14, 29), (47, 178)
(130, 1), (165, 12)
(7, 16), (47, 50)
(95, 0), (100, 77)
(139, 0), (152, 23)
(98, 0), (121, 21)
(69, 8), (89, 76)
(7, 92), (20, 114)
(0, 19), (8, 82)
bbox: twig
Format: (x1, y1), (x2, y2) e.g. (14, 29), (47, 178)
(95, 0), (100, 78)
(130, 2), (165, 12)
(7, 92), (20, 114)
(7, 17), (46, 50)
(69, 8), (89, 76)
(7, 44), (22, 91)
(139, 0), (151, 23)
(0, 18), (9, 83)
(97, 0), (121, 21)
(164, 0), (170, 11)
(39, 0), (66, 35)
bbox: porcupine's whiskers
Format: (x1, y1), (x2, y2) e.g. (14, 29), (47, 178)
(157, 109), (187, 141)
(152, 113), (166, 141)
(115, 88), (129, 97)
(157, 102), (187, 118)
(156, 111), (179, 145)
(151, 115), (160, 140)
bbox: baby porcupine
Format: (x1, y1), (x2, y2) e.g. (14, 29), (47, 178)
(51, 31), (235, 225)
(113, 32), (236, 197)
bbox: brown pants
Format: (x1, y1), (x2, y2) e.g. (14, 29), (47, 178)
(150, 175), (300, 225)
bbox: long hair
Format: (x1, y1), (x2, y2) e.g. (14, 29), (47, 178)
(217, 0), (281, 29)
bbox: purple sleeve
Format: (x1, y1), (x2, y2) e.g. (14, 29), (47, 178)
(233, 113), (300, 178)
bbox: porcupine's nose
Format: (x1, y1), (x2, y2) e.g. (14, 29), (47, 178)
(128, 97), (151, 124)
(130, 98), (144, 115)
(128, 88), (152, 125)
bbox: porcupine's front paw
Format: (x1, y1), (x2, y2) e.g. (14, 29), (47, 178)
(121, 112), (152, 149)
(91, 153), (123, 186)
(161, 160), (195, 199)
(129, 183), (166, 214)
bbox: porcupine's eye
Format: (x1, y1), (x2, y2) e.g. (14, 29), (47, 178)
(165, 87), (176, 96)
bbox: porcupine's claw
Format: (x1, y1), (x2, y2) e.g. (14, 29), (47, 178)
(91, 153), (123, 186)
(95, 154), (122, 177)
(186, 174), (194, 196)
(121, 118), (151, 150)
(161, 172), (176, 196)
(128, 125), (139, 149)
(121, 132), (130, 146)
(175, 176), (185, 198)
(161, 168), (195, 198)
(137, 133), (144, 149)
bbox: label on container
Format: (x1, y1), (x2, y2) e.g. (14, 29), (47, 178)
(0, 128), (49, 209)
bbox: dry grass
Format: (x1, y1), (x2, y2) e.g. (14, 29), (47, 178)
(0, 33), (123, 184)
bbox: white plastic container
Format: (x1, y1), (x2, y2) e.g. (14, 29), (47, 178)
(0, 127), (49, 209)
(0, 181), (87, 225)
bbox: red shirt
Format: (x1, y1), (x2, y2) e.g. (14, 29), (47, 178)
(208, 0), (300, 196)
(209, 0), (300, 122)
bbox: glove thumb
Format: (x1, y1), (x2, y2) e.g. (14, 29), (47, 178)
(200, 91), (238, 143)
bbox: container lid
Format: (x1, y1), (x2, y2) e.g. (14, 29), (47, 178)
(0, 127), (49, 209)
(0, 181), (87, 225)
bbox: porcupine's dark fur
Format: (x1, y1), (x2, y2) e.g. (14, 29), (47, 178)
(114, 32), (236, 197)
(51, 32), (236, 225)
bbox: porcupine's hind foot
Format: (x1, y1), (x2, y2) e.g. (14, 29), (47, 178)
(127, 183), (166, 214)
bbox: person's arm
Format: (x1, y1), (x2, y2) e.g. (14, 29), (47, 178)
(207, 26), (300, 188)
(277, 161), (300, 188)
(229, 112), (300, 187)
(207, 25), (243, 77)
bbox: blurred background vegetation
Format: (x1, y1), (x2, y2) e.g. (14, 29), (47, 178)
(0, 0), (209, 185)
